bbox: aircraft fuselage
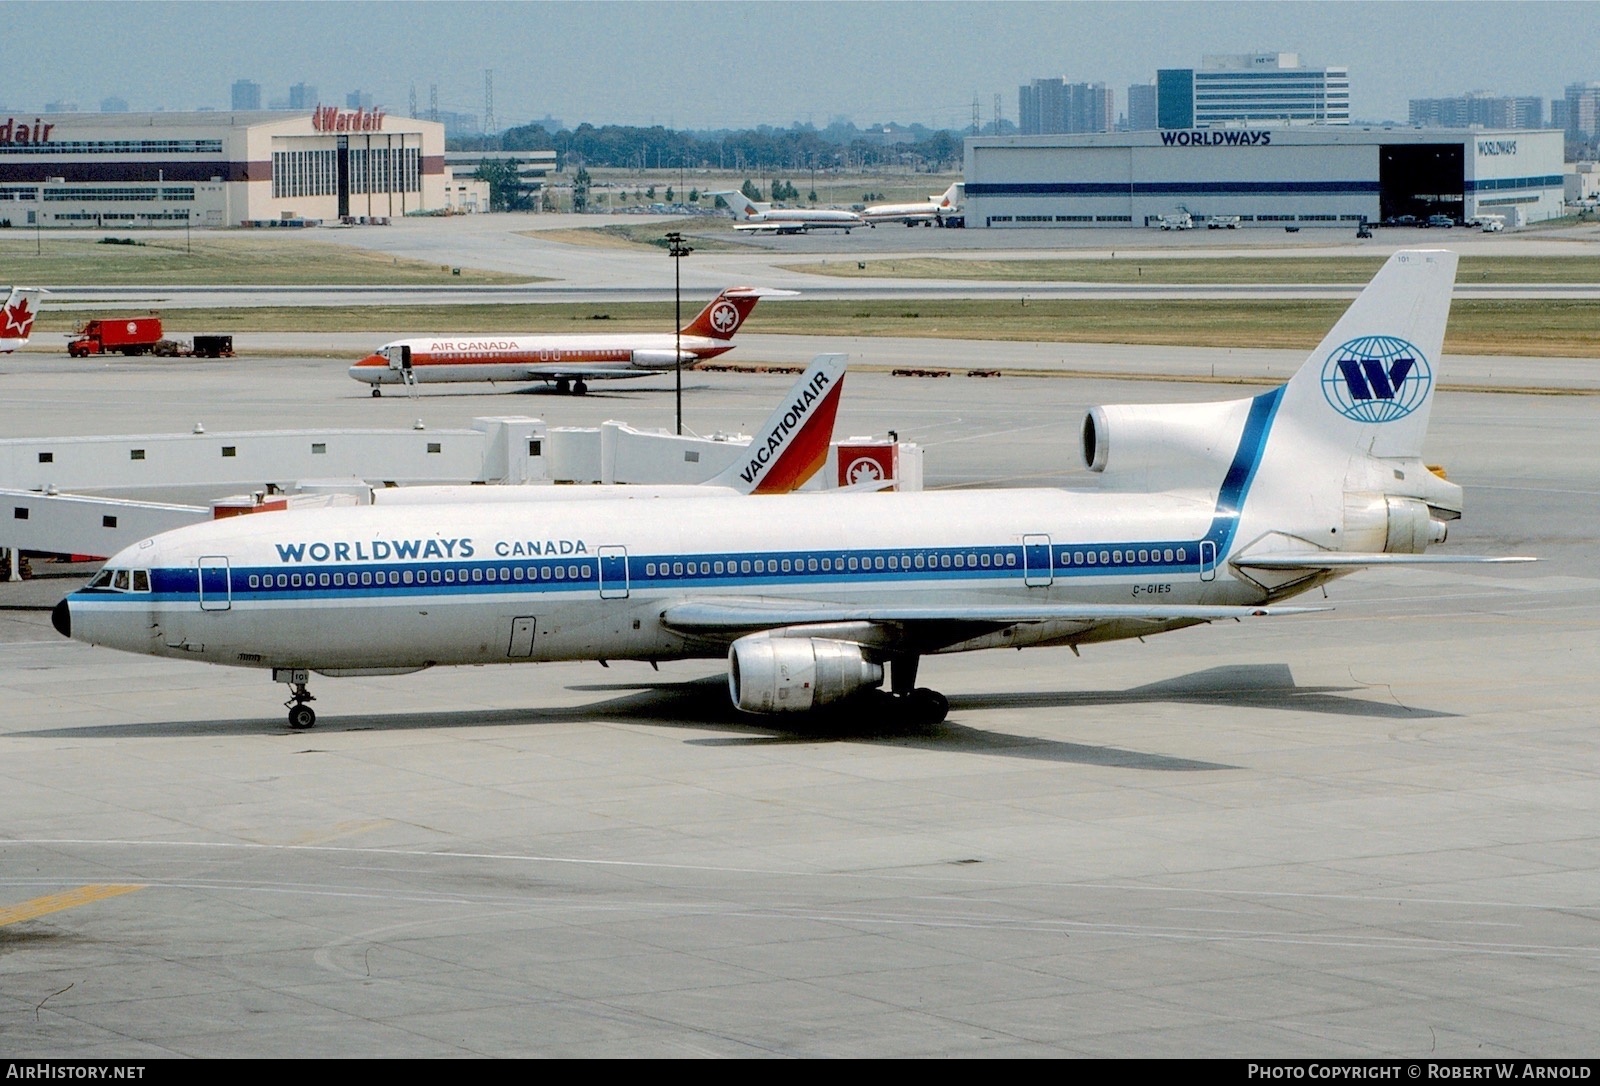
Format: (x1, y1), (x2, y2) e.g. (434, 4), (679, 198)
(64, 486), (1268, 673)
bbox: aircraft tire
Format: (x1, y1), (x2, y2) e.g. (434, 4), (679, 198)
(288, 705), (317, 730)
(573, 380), (588, 395)
(907, 688), (948, 725)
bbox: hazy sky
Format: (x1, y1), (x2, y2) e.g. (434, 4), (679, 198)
(4, 1), (1596, 130)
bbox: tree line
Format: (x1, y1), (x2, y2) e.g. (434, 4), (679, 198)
(456, 120), (964, 174)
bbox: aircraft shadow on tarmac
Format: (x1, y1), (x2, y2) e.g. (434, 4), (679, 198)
(21, 663), (1450, 772)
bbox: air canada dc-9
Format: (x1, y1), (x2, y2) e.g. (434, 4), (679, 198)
(55, 251), (1530, 729)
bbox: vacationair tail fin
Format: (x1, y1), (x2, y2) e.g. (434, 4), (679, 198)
(708, 353), (847, 494)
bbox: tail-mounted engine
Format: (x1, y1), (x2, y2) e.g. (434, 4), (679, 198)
(728, 634), (884, 714)
(1081, 398), (1252, 490)
(1342, 493), (1449, 553)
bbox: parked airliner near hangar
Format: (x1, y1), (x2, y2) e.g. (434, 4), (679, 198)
(862, 183), (964, 227)
(711, 191), (865, 234)
(56, 251), (1531, 730)
(348, 287), (795, 396)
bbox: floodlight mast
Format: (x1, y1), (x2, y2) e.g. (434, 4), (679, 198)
(666, 231), (694, 435)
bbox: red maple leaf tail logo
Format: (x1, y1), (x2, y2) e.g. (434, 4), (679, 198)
(3, 298), (35, 340)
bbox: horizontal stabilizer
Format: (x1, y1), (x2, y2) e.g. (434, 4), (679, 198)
(1233, 553), (1536, 571)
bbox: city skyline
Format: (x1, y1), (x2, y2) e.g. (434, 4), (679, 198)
(4, 1), (1597, 131)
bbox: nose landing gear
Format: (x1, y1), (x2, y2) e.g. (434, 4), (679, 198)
(274, 668), (317, 729)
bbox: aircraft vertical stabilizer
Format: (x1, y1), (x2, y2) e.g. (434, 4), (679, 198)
(0, 287), (47, 352)
(707, 353), (847, 494)
(1275, 249), (1457, 461)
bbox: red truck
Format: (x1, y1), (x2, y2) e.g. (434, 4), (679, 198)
(68, 317), (164, 357)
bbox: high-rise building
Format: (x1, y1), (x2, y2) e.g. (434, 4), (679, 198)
(1156, 69), (1195, 129)
(1564, 82), (1600, 142)
(1126, 83), (1157, 131)
(1019, 78), (1113, 135)
(1159, 53), (1348, 129)
(287, 83), (317, 110)
(100, 97), (128, 113)
(1409, 94), (1544, 129)
(231, 80), (261, 111)
(346, 90), (375, 110)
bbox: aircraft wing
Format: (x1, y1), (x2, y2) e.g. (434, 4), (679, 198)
(521, 368), (653, 382)
(660, 598), (1323, 650)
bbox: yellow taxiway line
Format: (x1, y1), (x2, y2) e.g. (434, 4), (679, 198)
(0, 885), (144, 927)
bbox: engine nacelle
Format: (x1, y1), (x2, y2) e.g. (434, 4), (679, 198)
(728, 635), (884, 714)
(1081, 398), (1251, 489)
(630, 349), (691, 369)
(1341, 493), (1449, 553)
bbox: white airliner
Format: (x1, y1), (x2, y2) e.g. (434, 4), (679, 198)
(862, 182), (963, 227)
(348, 287), (795, 396)
(56, 250), (1531, 731)
(712, 191), (864, 234)
(0, 287), (46, 353)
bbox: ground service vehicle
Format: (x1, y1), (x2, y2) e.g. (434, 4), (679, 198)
(68, 318), (164, 357)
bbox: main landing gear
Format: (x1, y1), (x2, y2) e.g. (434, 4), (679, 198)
(885, 656), (948, 726)
(553, 378), (589, 395)
(275, 668), (317, 729)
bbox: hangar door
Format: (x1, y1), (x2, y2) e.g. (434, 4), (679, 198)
(1379, 143), (1464, 223)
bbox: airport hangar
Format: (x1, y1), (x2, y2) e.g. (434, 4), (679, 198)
(963, 126), (1564, 228)
(0, 108), (447, 228)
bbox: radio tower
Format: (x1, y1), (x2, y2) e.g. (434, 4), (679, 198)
(429, 84), (438, 123)
(970, 95), (980, 136)
(483, 69), (495, 138)
(993, 93), (1002, 135)
(408, 82), (417, 118)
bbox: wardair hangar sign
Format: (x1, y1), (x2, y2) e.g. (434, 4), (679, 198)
(311, 106), (386, 133)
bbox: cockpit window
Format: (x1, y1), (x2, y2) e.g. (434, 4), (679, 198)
(89, 568), (151, 592)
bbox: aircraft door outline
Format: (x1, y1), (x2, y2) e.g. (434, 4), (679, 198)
(507, 616), (536, 657)
(1200, 540), (1218, 582)
(598, 546), (629, 599)
(1023, 534), (1053, 588)
(198, 556), (231, 611)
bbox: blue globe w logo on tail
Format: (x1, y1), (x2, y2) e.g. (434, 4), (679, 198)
(1320, 335), (1431, 423)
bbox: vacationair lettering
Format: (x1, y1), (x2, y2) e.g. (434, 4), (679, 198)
(1160, 130), (1272, 147)
(738, 369), (832, 485)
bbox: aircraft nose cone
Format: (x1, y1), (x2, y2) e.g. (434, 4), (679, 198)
(51, 598), (71, 638)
